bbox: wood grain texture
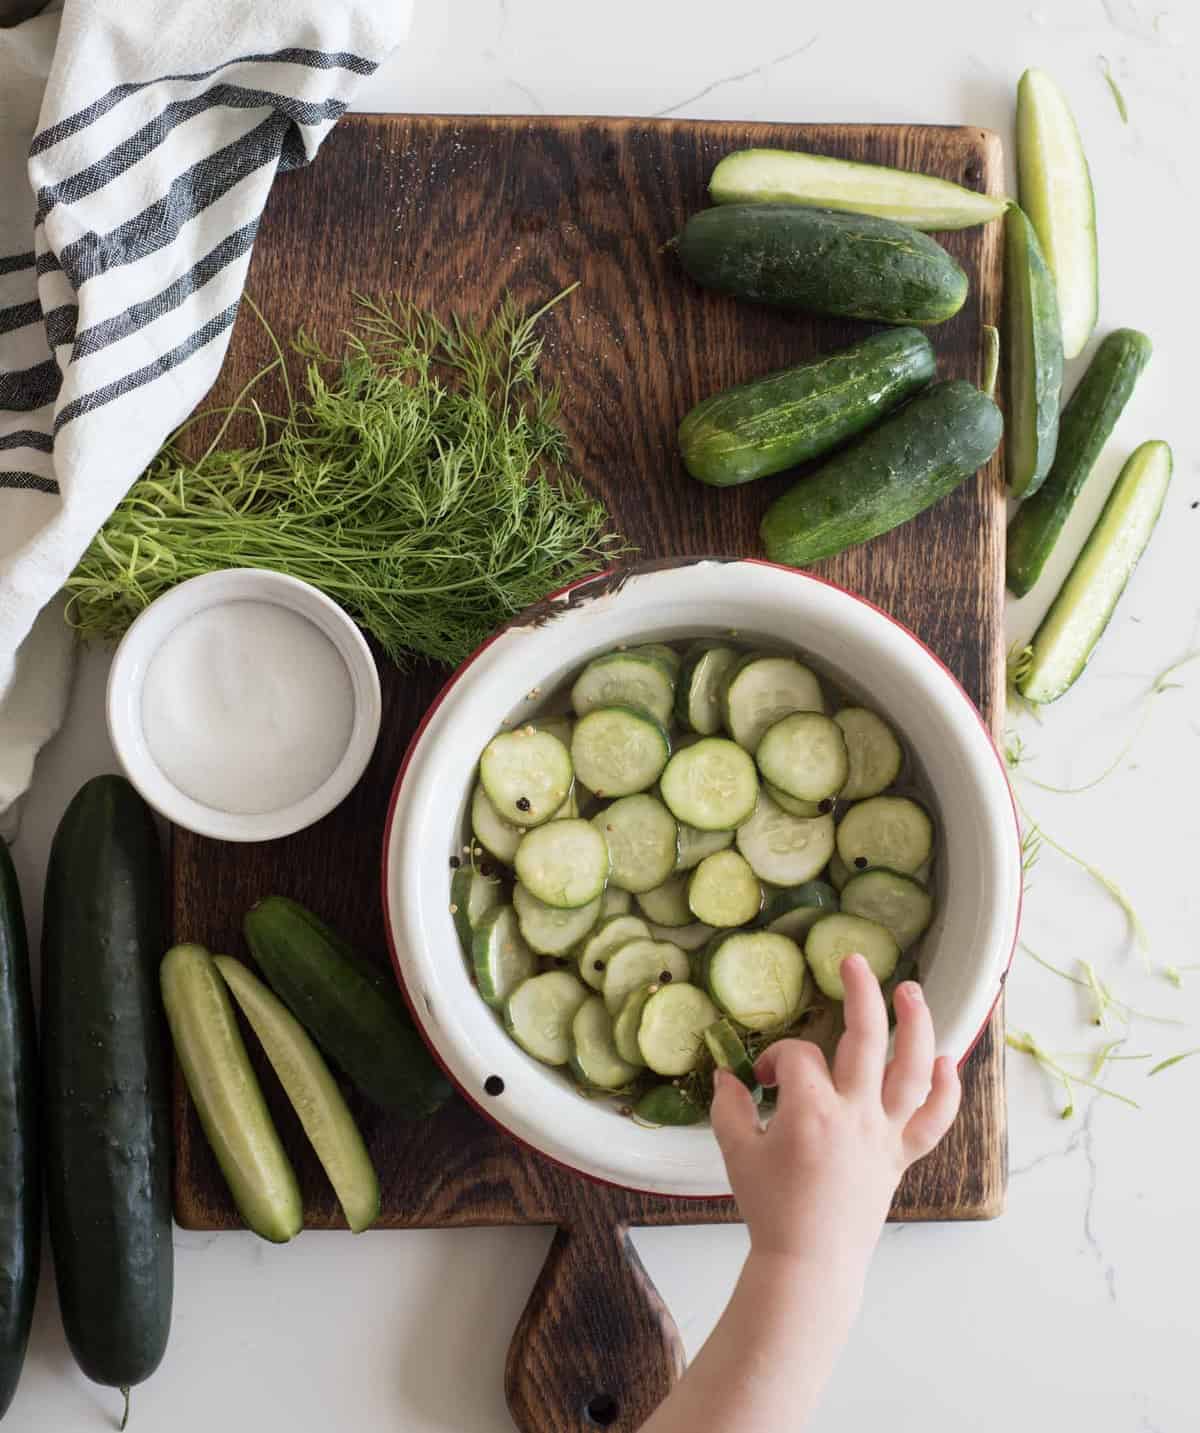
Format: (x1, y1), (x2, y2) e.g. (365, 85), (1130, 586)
(170, 114), (1007, 1432)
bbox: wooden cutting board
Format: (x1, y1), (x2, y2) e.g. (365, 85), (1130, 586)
(171, 114), (1007, 1432)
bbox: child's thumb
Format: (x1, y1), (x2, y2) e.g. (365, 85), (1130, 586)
(710, 1068), (760, 1168)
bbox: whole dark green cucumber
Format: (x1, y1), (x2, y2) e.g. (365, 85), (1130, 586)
(0, 844), (38, 1420)
(677, 203), (968, 325)
(243, 897), (451, 1117)
(678, 328), (936, 486)
(760, 381), (1003, 566)
(42, 777), (172, 1399)
(1007, 328), (1151, 596)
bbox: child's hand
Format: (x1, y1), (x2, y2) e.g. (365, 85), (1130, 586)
(710, 953), (961, 1279)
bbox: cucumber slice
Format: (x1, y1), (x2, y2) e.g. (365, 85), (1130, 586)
(576, 915), (652, 992)
(635, 643), (682, 676)
(704, 931), (807, 1031)
(530, 714), (574, 749)
(660, 738), (759, 831)
(836, 797), (933, 877)
(602, 939), (691, 1015)
(634, 1083), (705, 1127)
(571, 706), (670, 799)
(709, 147), (1008, 230)
(504, 970), (590, 1066)
(687, 849), (763, 927)
(840, 869), (933, 951)
(479, 727), (573, 827)
(828, 849), (852, 892)
(674, 821), (736, 871)
(805, 913), (900, 999)
(213, 956), (381, 1234)
(1019, 440), (1173, 704)
(755, 711), (849, 802)
(675, 644), (740, 734)
(636, 874), (693, 928)
(471, 905), (539, 1007)
(735, 793), (835, 886)
(1004, 203), (1063, 499)
(593, 794), (679, 894)
(646, 920), (716, 951)
(514, 818), (610, 909)
(569, 995), (642, 1090)
(450, 863), (504, 949)
(833, 708), (904, 801)
(613, 985), (656, 1065)
(571, 652), (675, 727)
(637, 983), (720, 1076)
(512, 882), (603, 956)
(703, 1017), (759, 1094)
(600, 886), (633, 918)
(757, 879), (839, 941)
(722, 655), (824, 751)
(762, 783), (829, 818)
(1016, 68), (1098, 360)
(470, 783), (524, 865)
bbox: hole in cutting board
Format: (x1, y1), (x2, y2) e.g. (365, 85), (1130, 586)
(484, 1075), (505, 1096)
(585, 1392), (619, 1426)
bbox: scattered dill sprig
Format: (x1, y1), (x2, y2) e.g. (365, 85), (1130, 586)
(65, 288), (630, 668)
(1164, 964), (1200, 988)
(1099, 55), (1130, 124)
(1148, 1048), (1200, 1077)
(1006, 1030), (1140, 1118)
(1019, 942), (1181, 1029)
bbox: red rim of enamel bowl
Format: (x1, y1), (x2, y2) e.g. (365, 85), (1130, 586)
(381, 557), (1021, 1200)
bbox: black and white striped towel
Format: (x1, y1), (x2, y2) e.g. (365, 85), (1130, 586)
(0, 1), (409, 818)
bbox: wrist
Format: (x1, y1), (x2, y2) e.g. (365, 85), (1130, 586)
(741, 1243), (871, 1314)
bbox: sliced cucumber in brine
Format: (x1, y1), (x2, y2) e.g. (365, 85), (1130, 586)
(451, 863), (504, 948)
(703, 1017), (760, 1094)
(757, 879), (839, 941)
(603, 938), (691, 1015)
(636, 873), (693, 928)
(571, 651), (676, 727)
(471, 906), (538, 1008)
(479, 726), (574, 826)
(471, 782), (525, 865)
(836, 796), (933, 877)
(704, 930), (808, 1031)
(504, 970), (590, 1065)
(634, 642), (682, 677)
(660, 737), (759, 831)
(634, 1083), (705, 1126)
(646, 919), (715, 951)
(514, 818), (610, 909)
(613, 984), (656, 1065)
(637, 982), (720, 1076)
(841, 869), (933, 950)
(762, 782), (830, 818)
(593, 793), (679, 894)
(569, 995), (642, 1090)
(674, 821), (736, 871)
(755, 711), (849, 802)
(600, 886), (633, 918)
(722, 654), (823, 752)
(530, 714), (574, 749)
(571, 705), (670, 799)
(833, 708), (904, 800)
(736, 793), (835, 886)
(828, 848), (853, 892)
(576, 914), (652, 992)
(676, 643), (740, 735)
(512, 882), (603, 956)
(805, 913), (900, 999)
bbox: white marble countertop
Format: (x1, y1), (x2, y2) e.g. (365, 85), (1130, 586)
(8, 0), (1200, 1428)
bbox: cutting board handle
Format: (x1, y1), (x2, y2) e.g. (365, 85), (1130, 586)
(505, 1216), (686, 1433)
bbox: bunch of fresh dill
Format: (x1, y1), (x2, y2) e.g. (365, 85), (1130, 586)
(66, 289), (629, 667)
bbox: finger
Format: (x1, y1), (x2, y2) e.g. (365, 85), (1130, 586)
(710, 1068), (762, 1171)
(902, 1056), (962, 1159)
(753, 1037), (834, 1107)
(882, 981), (936, 1121)
(832, 953), (889, 1096)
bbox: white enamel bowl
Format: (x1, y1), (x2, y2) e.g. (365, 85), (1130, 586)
(383, 559), (1021, 1198)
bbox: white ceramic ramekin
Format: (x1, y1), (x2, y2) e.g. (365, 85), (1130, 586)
(383, 559), (1021, 1198)
(106, 568), (381, 842)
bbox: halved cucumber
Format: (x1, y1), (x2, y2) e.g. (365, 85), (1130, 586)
(571, 652), (675, 726)
(805, 913), (900, 999)
(613, 985), (656, 1065)
(637, 983), (720, 1076)
(710, 147), (1008, 230)
(703, 1018), (759, 1093)
(213, 957), (380, 1234)
(1019, 440), (1173, 704)
(450, 863), (504, 948)
(634, 1084), (705, 1126)
(828, 849), (853, 892)
(762, 783), (829, 818)
(569, 996), (642, 1090)
(593, 794), (678, 894)
(471, 906), (538, 1006)
(571, 706), (670, 799)
(514, 818), (610, 909)
(704, 931), (808, 1031)
(646, 920), (715, 951)
(603, 939), (691, 1015)
(833, 708), (904, 800)
(674, 822), (735, 871)
(840, 869), (933, 951)
(479, 727), (573, 826)
(576, 915), (652, 992)
(688, 850), (763, 927)
(512, 882), (602, 956)
(722, 655), (824, 751)
(471, 783), (525, 865)
(601, 887), (633, 918)
(1004, 203), (1063, 499)
(757, 880), (839, 941)
(504, 970), (590, 1066)
(675, 644), (740, 733)
(836, 796), (933, 877)
(636, 874), (693, 928)
(755, 712), (849, 802)
(736, 793), (835, 886)
(660, 738), (759, 831)
(1016, 68), (1098, 360)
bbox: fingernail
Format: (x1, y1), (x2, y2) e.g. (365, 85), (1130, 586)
(844, 951), (865, 970)
(901, 981), (923, 1003)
